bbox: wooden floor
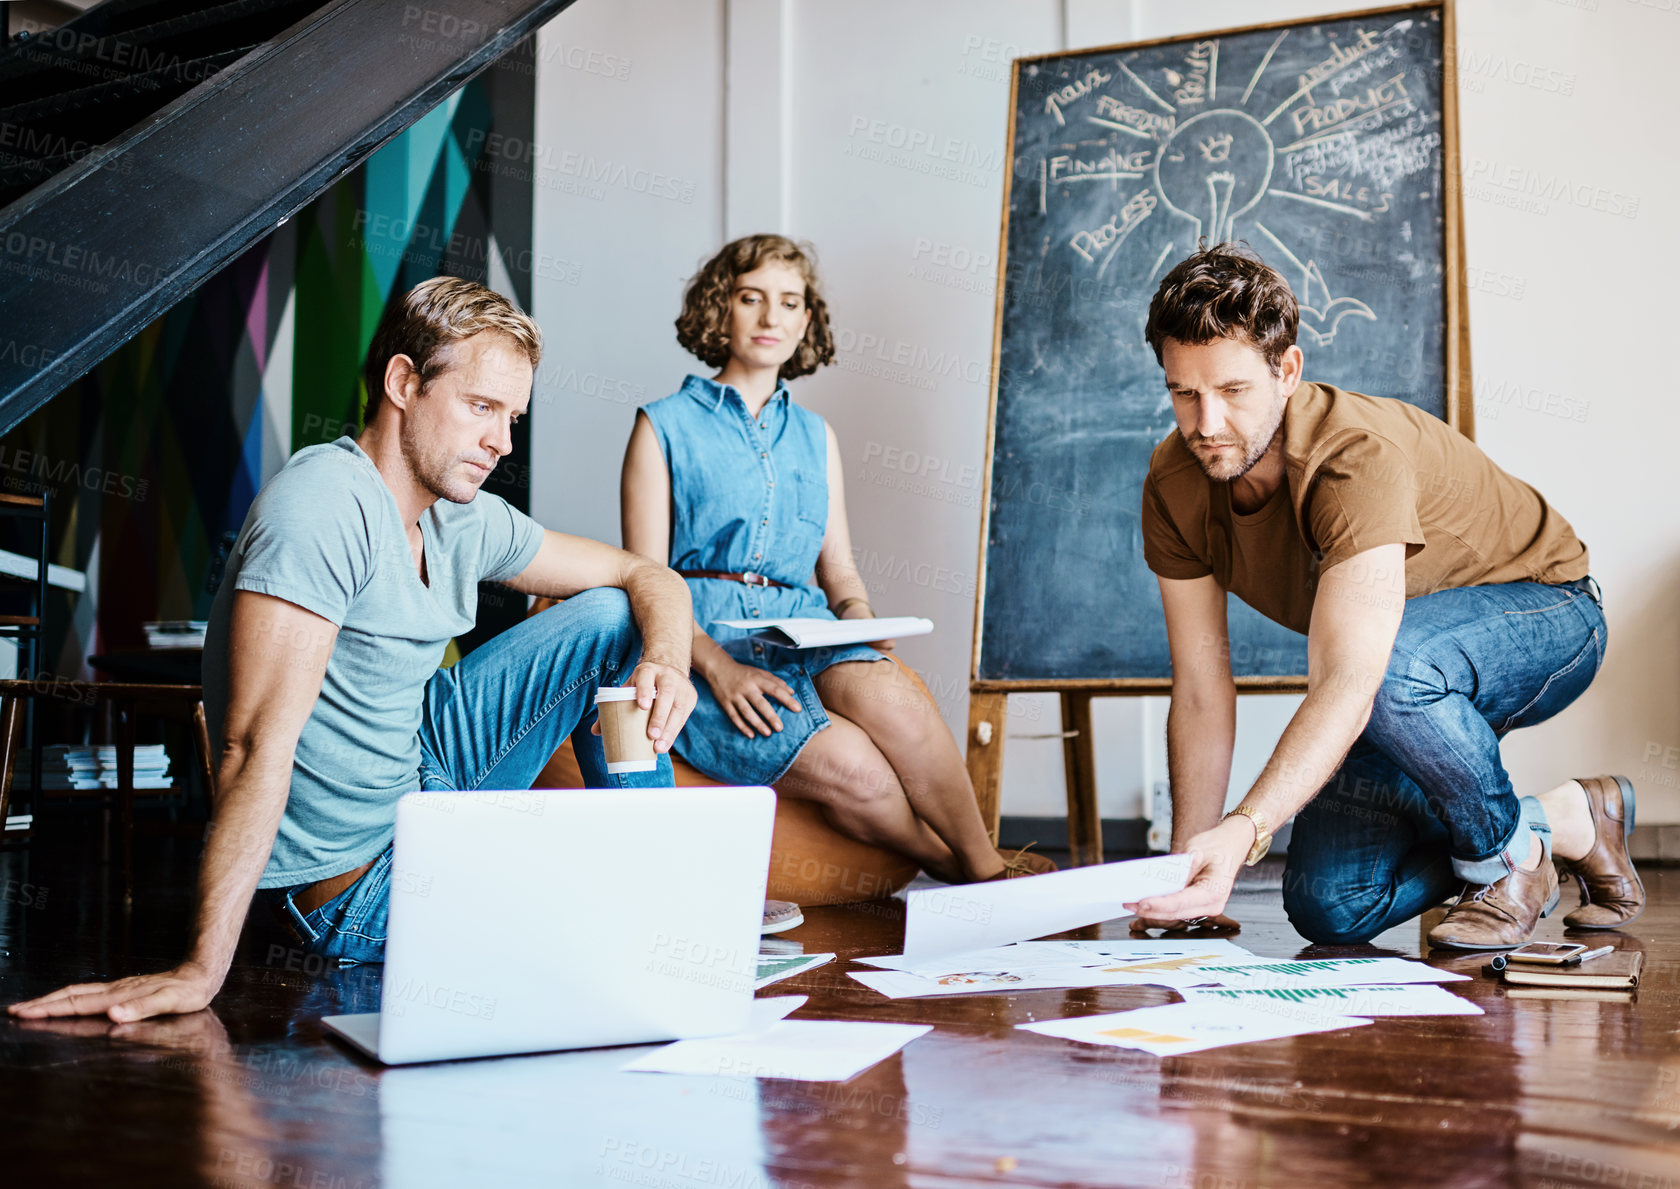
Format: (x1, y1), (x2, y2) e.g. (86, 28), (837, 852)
(3, 827), (1680, 1189)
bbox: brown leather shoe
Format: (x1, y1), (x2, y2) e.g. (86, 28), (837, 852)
(1559, 775), (1644, 930)
(982, 846), (1059, 881)
(1426, 856), (1560, 951)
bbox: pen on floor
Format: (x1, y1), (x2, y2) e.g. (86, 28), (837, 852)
(1561, 945), (1616, 967)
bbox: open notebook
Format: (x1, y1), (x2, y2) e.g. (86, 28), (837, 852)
(712, 616), (932, 649)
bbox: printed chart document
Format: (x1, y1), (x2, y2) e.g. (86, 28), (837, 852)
(623, 1018), (932, 1081)
(849, 939), (1261, 998)
(1019, 1001), (1371, 1056)
(853, 941), (1092, 974)
(711, 616), (932, 649)
(1057, 939), (1258, 961)
(854, 938), (1255, 975)
(755, 953), (834, 990)
(1053, 939), (1262, 982)
(850, 966), (1177, 999)
(1176, 957), (1471, 989)
(900, 854), (1192, 961)
(846, 943), (1472, 1002)
(1180, 983), (1484, 1020)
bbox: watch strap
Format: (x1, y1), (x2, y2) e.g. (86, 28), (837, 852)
(1224, 805), (1272, 866)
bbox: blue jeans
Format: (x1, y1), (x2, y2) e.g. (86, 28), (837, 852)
(264, 588), (673, 964)
(1282, 578), (1606, 945)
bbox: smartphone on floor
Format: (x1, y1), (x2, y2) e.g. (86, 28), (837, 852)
(1505, 942), (1588, 965)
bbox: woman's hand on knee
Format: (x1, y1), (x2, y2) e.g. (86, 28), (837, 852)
(711, 659), (803, 737)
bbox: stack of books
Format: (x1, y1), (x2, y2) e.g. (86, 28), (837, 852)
(16, 744), (173, 791)
(143, 620), (207, 649)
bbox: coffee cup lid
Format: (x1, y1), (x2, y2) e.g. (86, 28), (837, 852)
(595, 686), (641, 704)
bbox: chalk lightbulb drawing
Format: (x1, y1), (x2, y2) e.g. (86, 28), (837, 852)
(1033, 20), (1434, 347)
(1155, 109), (1273, 245)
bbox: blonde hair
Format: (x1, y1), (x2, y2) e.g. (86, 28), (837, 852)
(363, 276), (543, 417)
(675, 235), (835, 381)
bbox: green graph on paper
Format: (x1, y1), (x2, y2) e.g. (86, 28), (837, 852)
(1201, 986), (1379, 1003)
(1197, 959), (1379, 977)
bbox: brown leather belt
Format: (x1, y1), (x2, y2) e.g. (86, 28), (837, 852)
(293, 859), (374, 915)
(677, 569), (790, 589)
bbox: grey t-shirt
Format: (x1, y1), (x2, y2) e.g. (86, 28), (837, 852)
(202, 437), (544, 888)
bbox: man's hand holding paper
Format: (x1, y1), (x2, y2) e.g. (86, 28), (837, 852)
(1128, 816), (1256, 928)
(901, 853), (1193, 960)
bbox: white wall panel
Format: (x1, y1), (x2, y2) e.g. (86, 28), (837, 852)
(529, 0), (1680, 824)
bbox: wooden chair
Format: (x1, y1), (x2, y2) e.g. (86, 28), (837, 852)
(527, 599), (920, 906)
(0, 680), (216, 904)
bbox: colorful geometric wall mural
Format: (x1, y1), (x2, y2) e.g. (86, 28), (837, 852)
(0, 55), (536, 677)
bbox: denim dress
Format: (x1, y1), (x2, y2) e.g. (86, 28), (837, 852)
(641, 374), (888, 784)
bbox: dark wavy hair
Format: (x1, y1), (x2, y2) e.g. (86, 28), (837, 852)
(1144, 242), (1298, 375)
(675, 234), (835, 380)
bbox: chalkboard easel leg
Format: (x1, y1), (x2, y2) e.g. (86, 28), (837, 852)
(964, 690), (1007, 845)
(1059, 692), (1102, 867)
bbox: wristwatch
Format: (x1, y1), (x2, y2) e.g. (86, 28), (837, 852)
(1223, 805), (1273, 866)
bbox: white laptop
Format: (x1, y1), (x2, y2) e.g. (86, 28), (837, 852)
(322, 786), (776, 1065)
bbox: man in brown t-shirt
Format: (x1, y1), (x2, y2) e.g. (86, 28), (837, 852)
(1127, 245), (1641, 949)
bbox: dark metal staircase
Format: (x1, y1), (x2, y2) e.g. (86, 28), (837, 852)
(0, 0), (329, 206)
(0, 0), (576, 435)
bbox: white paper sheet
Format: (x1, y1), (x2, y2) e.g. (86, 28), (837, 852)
(850, 966), (1188, 999)
(854, 939), (1252, 975)
(711, 616), (932, 648)
(1054, 939), (1263, 981)
(622, 1018), (932, 1081)
(848, 939), (1263, 998)
(1179, 983), (1484, 1020)
(754, 953), (834, 990)
(1056, 938), (1258, 960)
(854, 941), (1101, 974)
(1018, 1001), (1371, 1056)
(900, 853), (1193, 961)
(1181, 957), (1471, 989)
(743, 995), (808, 1031)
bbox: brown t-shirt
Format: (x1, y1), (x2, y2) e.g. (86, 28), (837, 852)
(1140, 381), (1589, 634)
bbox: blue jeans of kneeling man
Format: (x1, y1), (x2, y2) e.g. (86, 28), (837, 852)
(263, 588), (673, 964)
(1282, 578), (1605, 945)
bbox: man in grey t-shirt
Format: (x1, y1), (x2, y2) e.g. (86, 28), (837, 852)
(11, 278), (698, 1023)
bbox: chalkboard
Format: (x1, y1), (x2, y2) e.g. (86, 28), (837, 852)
(973, 2), (1467, 688)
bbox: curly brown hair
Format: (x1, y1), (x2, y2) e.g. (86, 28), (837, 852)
(675, 234), (835, 381)
(1144, 242), (1298, 376)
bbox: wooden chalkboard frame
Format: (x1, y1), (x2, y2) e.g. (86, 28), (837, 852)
(963, 1), (1470, 857)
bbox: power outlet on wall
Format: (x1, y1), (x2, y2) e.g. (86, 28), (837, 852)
(1147, 781), (1171, 853)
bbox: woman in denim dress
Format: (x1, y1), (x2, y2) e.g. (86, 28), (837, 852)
(622, 235), (1053, 884)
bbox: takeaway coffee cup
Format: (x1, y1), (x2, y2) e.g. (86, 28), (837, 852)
(595, 686), (657, 773)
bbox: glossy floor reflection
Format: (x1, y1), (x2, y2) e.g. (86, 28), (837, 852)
(3, 829), (1679, 1188)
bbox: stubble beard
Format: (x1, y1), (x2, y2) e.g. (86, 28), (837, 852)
(1187, 388), (1288, 483)
(400, 418), (486, 505)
